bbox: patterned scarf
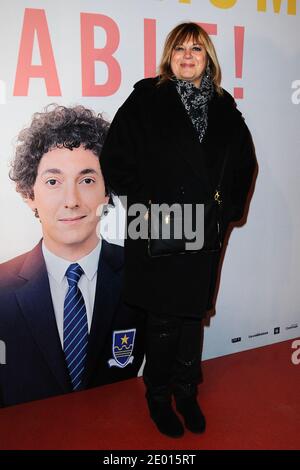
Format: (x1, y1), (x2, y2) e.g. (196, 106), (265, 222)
(174, 70), (214, 142)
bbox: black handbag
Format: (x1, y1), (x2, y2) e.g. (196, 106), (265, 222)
(147, 153), (228, 258)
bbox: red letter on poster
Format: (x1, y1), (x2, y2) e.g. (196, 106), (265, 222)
(144, 19), (156, 78)
(14, 8), (61, 96)
(198, 23), (218, 35)
(81, 13), (121, 96)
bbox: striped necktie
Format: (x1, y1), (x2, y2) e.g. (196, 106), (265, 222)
(63, 263), (88, 390)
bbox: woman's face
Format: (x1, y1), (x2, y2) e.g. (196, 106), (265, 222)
(170, 37), (207, 88)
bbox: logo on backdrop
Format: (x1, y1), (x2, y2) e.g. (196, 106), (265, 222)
(231, 337), (241, 343)
(248, 331), (269, 339)
(108, 329), (136, 368)
(286, 323), (299, 330)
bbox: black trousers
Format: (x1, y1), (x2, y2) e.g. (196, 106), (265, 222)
(143, 312), (203, 402)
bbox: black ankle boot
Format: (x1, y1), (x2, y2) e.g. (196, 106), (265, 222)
(175, 395), (206, 434)
(147, 396), (184, 438)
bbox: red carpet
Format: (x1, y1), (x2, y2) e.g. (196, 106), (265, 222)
(0, 339), (299, 450)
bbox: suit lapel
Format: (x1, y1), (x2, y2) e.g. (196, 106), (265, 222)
(15, 243), (71, 393)
(83, 240), (123, 386)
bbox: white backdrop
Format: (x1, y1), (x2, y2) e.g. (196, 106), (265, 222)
(0, 0), (299, 360)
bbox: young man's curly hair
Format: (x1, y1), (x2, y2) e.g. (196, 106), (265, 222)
(10, 104), (110, 200)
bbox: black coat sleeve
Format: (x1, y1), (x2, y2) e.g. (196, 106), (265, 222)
(101, 93), (142, 197)
(229, 112), (257, 223)
(225, 93), (257, 222)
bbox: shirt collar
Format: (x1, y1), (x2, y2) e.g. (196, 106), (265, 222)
(42, 240), (102, 283)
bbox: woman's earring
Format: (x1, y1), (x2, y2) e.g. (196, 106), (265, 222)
(34, 208), (39, 218)
(206, 62), (211, 78)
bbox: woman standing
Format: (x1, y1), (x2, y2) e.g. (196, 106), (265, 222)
(101, 22), (256, 438)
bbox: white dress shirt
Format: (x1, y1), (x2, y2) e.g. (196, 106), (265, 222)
(42, 240), (102, 347)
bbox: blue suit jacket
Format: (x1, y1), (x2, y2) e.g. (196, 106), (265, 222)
(0, 240), (145, 407)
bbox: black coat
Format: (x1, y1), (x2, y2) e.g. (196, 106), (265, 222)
(101, 77), (256, 317)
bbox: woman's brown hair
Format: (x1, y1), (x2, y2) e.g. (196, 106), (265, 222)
(158, 22), (222, 94)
